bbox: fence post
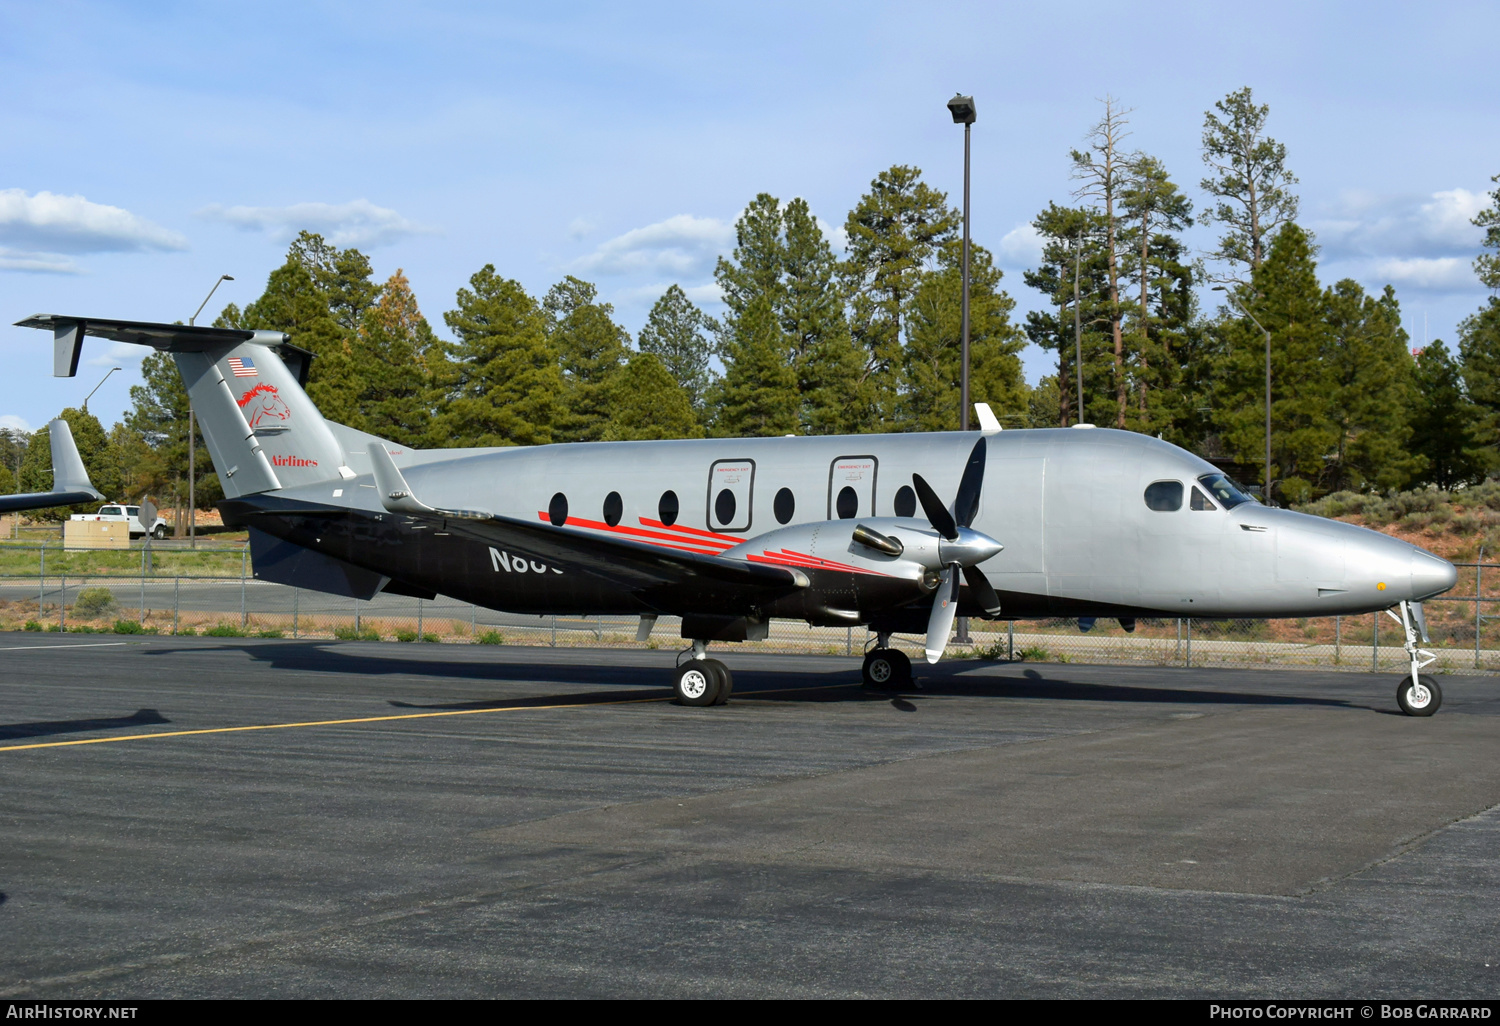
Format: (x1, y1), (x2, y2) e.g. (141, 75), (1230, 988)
(1372, 611), (1379, 671)
(38, 542), (45, 616)
(471, 603), (476, 636)
(293, 587), (299, 639)
(173, 577), (180, 634)
(1335, 615), (1341, 665)
(417, 598), (423, 638)
(140, 554), (146, 626)
(1185, 618), (1192, 668)
(1476, 552), (1484, 670)
(1008, 621), (1014, 661)
(241, 549), (248, 630)
(354, 595), (360, 635)
(846, 626), (852, 656)
(551, 615), (557, 647)
(59, 574), (66, 631)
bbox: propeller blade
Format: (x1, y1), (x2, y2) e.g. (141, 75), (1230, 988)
(925, 564), (962, 663)
(953, 437), (987, 529)
(962, 565), (1002, 617)
(912, 473), (958, 541)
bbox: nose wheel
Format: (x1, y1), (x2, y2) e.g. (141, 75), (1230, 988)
(862, 648), (912, 690)
(1397, 674), (1441, 716)
(1388, 600), (1442, 717)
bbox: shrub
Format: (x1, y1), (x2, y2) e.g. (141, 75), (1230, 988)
(255, 629), (284, 639)
(46, 623), (62, 632)
(1016, 645), (1050, 662)
(333, 626), (380, 641)
(969, 640), (1010, 661)
(1451, 512), (1483, 535)
(112, 620), (146, 634)
(72, 587), (117, 619)
(395, 629), (418, 643)
(174, 626), (197, 636)
(475, 630), (504, 645)
(204, 623), (246, 637)
(421, 632), (440, 643)
(23, 620), (41, 632)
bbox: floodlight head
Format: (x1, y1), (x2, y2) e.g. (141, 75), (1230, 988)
(222, 275), (235, 281)
(947, 93), (976, 124)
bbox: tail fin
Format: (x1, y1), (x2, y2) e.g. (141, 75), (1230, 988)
(0, 418), (105, 513)
(16, 315), (357, 498)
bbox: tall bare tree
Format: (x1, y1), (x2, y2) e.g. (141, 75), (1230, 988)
(1200, 87), (1299, 283)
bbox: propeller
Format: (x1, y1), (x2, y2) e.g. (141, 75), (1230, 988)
(912, 438), (1005, 662)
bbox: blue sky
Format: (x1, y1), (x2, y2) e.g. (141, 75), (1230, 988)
(1, 1), (1496, 433)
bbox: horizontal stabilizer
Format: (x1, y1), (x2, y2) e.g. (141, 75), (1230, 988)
(248, 527), (390, 600)
(15, 314), (298, 375)
(0, 418), (105, 514)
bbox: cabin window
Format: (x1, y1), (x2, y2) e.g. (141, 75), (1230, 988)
(893, 485), (917, 518)
(774, 487), (795, 524)
(836, 486), (858, 519)
(658, 490), (679, 526)
(1191, 486), (1218, 511)
(1143, 481), (1183, 512)
(1198, 473), (1255, 509)
(603, 491), (623, 527)
(715, 488), (737, 526)
(548, 492), (568, 527)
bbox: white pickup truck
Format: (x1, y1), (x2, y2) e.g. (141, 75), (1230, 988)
(70, 504), (169, 539)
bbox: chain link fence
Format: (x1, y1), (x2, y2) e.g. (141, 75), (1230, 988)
(2, 543), (1498, 673)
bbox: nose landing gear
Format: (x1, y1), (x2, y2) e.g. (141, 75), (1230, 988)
(1388, 600), (1441, 717)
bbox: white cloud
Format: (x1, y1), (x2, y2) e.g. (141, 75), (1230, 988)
(86, 341), (148, 369)
(814, 215), (848, 253)
(1313, 187), (1489, 260)
(0, 414), (32, 433)
(197, 199), (435, 249)
(997, 222), (1044, 268)
(571, 214), (734, 276)
(1372, 256), (1475, 290)
(0, 189), (187, 255)
(682, 282), (724, 306)
(0, 247), (80, 274)
(613, 281), (724, 307)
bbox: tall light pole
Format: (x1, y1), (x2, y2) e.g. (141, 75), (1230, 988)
(187, 274), (234, 546)
(1214, 285), (1273, 505)
(947, 93), (976, 432)
(81, 366), (122, 413)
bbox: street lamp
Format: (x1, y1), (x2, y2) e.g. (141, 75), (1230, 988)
(81, 366), (122, 412)
(1213, 285), (1273, 506)
(948, 93), (976, 645)
(186, 274), (234, 547)
(947, 93), (975, 432)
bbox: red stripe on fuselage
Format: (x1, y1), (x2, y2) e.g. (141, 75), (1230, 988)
(535, 512), (729, 555)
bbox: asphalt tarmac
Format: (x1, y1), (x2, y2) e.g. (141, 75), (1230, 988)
(0, 634), (1496, 998)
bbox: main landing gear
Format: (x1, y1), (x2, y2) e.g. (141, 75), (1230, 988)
(861, 633), (912, 690)
(1388, 600), (1441, 717)
(672, 640), (734, 707)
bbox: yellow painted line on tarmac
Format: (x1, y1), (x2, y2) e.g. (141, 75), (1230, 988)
(0, 681), (859, 754)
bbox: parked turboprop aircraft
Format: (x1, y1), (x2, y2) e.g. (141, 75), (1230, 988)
(15, 315), (1460, 715)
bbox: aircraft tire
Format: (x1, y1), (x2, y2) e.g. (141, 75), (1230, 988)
(862, 649), (910, 690)
(703, 659), (733, 705)
(1397, 674), (1441, 717)
(674, 660), (722, 707)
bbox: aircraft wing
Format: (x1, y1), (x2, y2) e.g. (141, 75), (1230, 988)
(0, 418), (105, 514)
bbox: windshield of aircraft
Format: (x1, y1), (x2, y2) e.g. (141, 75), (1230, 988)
(1197, 473), (1257, 509)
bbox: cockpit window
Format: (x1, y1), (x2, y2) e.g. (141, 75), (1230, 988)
(1197, 473), (1255, 509)
(1143, 481), (1183, 512)
(1190, 486), (1218, 511)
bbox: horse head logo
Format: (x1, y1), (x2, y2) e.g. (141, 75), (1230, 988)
(237, 383), (290, 429)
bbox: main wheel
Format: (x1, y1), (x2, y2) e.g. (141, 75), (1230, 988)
(1397, 675), (1442, 717)
(673, 660), (722, 707)
(862, 649), (910, 690)
(703, 658), (733, 705)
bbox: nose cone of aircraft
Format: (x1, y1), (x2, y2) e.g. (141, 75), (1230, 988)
(1411, 548), (1458, 601)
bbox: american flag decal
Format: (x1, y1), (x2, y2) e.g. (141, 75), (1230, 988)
(227, 356), (257, 377)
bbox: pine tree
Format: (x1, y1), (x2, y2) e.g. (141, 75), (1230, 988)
(123, 351), (210, 511)
(638, 285), (716, 414)
(1024, 204), (1112, 426)
(1458, 175), (1500, 452)
(1321, 281), (1418, 492)
(711, 294), (799, 437)
(1470, 173), (1500, 292)
(359, 269), (447, 446)
(18, 407), (121, 519)
(1200, 87), (1300, 283)
(1213, 224), (1336, 504)
(603, 353), (705, 441)
(780, 198), (862, 435)
(1409, 341), (1488, 488)
(1070, 98), (1136, 429)
(841, 166), (960, 429)
(440, 265), (561, 447)
(902, 243), (1026, 431)
(543, 276), (631, 443)
(1120, 153), (1194, 435)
